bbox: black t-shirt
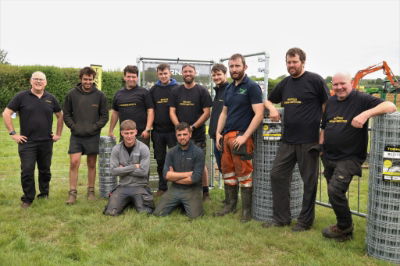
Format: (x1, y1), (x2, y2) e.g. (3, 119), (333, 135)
(149, 82), (179, 133)
(169, 84), (212, 142)
(268, 71), (329, 144)
(7, 90), (61, 141)
(321, 90), (383, 162)
(209, 82), (228, 139)
(112, 86), (154, 134)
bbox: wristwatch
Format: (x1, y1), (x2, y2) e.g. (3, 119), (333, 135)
(9, 130), (16, 135)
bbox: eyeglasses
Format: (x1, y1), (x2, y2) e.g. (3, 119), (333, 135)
(32, 78), (46, 82)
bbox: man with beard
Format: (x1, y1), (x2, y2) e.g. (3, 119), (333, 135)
(320, 72), (395, 241)
(64, 67), (109, 204)
(262, 47), (329, 231)
(108, 65), (154, 146)
(103, 120), (154, 216)
(215, 53), (278, 222)
(150, 63), (179, 196)
(169, 64), (212, 200)
(3, 71), (63, 208)
(153, 122), (205, 219)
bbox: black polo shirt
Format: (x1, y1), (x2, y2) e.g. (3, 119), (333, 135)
(268, 71), (329, 144)
(112, 86), (154, 134)
(7, 90), (61, 141)
(163, 141), (205, 188)
(209, 82), (228, 139)
(223, 76), (263, 134)
(169, 84), (212, 142)
(322, 90), (383, 162)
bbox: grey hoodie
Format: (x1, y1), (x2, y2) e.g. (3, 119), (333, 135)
(110, 140), (150, 187)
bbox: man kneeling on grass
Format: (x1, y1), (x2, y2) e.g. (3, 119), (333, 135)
(103, 120), (154, 216)
(153, 122), (205, 219)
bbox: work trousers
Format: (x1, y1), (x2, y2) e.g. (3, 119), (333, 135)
(221, 131), (254, 187)
(151, 130), (176, 191)
(18, 140), (53, 203)
(103, 185), (154, 216)
(153, 185), (203, 219)
(322, 157), (361, 230)
(212, 137), (222, 171)
(270, 142), (320, 226)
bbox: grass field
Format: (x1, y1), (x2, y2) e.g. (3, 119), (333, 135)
(0, 116), (392, 265)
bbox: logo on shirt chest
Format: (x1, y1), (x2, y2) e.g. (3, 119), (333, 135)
(328, 116), (348, 123)
(157, 98), (168, 104)
(238, 88), (247, 95)
(283, 98), (302, 105)
(179, 100), (194, 106)
(119, 103), (136, 107)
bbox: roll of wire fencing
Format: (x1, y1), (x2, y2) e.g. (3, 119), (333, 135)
(253, 110), (304, 222)
(367, 112), (400, 264)
(99, 136), (117, 198)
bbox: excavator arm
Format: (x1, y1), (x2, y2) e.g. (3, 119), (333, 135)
(352, 61), (399, 89)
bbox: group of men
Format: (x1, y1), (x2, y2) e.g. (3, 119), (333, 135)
(3, 49), (396, 241)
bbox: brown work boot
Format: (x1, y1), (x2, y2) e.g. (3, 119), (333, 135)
(87, 187), (96, 200)
(240, 187), (253, 223)
(65, 189), (77, 205)
(322, 224), (353, 241)
(21, 202), (32, 209)
(214, 184), (238, 216)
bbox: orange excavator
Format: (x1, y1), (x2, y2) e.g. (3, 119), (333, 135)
(352, 61), (399, 89)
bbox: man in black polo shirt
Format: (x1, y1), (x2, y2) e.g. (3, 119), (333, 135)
(64, 67), (109, 204)
(320, 72), (396, 241)
(169, 64), (212, 200)
(263, 48), (330, 231)
(209, 63), (229, 174)
(108, 65), (154, 146)
(3, 71), (63, 208)
(150, 63), (179, 196)
(153, 122), (205, 219)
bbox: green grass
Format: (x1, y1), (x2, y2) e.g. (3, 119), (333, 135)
(0, 116), (392, 265)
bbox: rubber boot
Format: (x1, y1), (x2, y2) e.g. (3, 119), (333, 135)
(214, 184), (238, 216)
(66, 189), (77, 205)
(240, 187), (253, 223)
(87, 187), (96, 200)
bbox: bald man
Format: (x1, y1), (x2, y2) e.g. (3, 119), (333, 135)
(320, 72), (396, 241)
(3, 71), (63, 208)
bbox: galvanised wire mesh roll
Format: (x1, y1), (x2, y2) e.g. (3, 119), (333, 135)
(367, 112), (400, 264)
(253, 110), (304, 222)
(99, 136), (117, 198)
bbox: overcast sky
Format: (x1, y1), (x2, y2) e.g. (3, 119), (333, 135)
(1, 0), (399, 79)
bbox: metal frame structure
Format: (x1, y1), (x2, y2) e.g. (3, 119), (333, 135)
(136, 56), (216, 187)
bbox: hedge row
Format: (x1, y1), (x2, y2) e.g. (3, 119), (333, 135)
(0, 64), (124, 109)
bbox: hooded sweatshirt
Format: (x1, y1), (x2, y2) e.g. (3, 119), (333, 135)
(63, 84), (109, 137)
(149, 79), (179, 132)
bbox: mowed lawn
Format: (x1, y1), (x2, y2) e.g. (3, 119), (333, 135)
(0, 116), (391, 265)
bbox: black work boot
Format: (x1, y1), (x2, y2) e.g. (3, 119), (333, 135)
(322, 224), (353, 241)
(214, 185), (238, 216)
(240, 187), (253, 223)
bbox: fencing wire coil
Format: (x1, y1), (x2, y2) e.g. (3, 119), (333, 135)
(98, 136), (117, 198)
(253, 109), (304, 222)
(367, 112), (400, 264)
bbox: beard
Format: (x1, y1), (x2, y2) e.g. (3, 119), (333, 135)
(183, 76), (194, 84)
(230, 70), (245, 81)
(287, 65), (304, 77)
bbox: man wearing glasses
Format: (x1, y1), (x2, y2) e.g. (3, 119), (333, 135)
(3, 71), (63, 208)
